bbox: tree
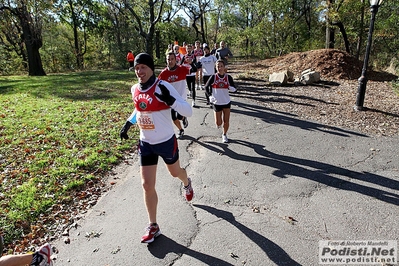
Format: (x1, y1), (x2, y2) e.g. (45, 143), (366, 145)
(324, 0), (351, 53)
(0, 9), (27, 71)
(56, 0), (86, 69)
(178, 0), (212, 43)
(97, 1), (141, 67)
(0, 0), (397, 75)
(105, 0), (166, 58)
(0, 0), (47, 76)
(56, 0), (105, 69)
(356, 0), (366, 59)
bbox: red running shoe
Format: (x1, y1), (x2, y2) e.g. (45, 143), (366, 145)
(184, 178), (194, 201)
(141, 224), (161, 243)
(31, 243), (53, 266)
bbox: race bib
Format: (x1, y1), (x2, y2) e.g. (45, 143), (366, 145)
(137, 112), (155, 130)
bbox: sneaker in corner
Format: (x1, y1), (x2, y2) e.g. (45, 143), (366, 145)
(141, 224), (161, 243)
(177, 129), (184, 139)
(192, 100), (196, 107)
(182, 117), (189, 128)
(222, 134), (229, 143)
(31, 243), (53, 266)
(184, 178), (194, 201)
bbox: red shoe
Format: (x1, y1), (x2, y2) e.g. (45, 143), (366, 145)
(141, 224), (161, 243)
(31, 243), (53, 266)
(184, 178), (194, 201)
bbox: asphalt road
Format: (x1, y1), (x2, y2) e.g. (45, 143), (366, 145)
(53, 90), (399, 265)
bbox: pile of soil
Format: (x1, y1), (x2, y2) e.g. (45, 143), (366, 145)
(241, 49), (397, 81)
(230, 49), (399, 136)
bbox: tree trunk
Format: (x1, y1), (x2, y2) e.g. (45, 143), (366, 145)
(325, 22), (335, 49)
(144, 24), (155, 58)
(73, 23), (83, 69)
(212, 9), (221, 45)
(325, 0), (335, 49)
(200, 13), (206, 43)
(332, 21), (351, 53)
(70, 2), (84, 70)
(25, 43), (46, 76)
(18, 6), (46, 76)
(356, 0), (366, 60)
(155, 30), (160, 58)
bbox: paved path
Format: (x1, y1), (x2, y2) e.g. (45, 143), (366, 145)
(53, 90), (399, 265)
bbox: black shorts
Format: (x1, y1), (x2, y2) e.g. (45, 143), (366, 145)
(213, 102), (231, 112)
(138, 135), (179, 166)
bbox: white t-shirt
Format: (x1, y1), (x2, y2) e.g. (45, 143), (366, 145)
(200, 55), (218, 76)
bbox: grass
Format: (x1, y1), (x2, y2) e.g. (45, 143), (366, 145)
(0, 70), (140, 248)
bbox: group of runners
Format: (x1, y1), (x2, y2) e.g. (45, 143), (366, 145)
(166, 41), (234, 108)
(0, 41), (236, 264)
(120, 40), (237, 244)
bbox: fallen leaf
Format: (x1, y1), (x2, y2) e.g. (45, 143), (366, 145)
(285, 216), (298, 225)
(230, 252), (239, 259)
(111, 246), (121, 254)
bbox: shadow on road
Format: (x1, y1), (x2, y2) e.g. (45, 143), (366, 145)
(194, 204), (302, 266)
(231, 98), (367, 138)
(223, 138), (398, 206)
(184, 135), (398, 206)
(147, 234), (234, 265)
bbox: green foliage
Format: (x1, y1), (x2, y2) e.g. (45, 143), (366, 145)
(215, 0), (327, 58)
(0, 70), (138, 243)
(41, 22), (76, 73)
(1, 0), (398, 74)
(157, 19), (195, 55)
(371, 1), (399, 70)
(0, 12), (26, 75)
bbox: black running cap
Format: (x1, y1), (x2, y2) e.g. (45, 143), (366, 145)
(134, 53), (155, 71)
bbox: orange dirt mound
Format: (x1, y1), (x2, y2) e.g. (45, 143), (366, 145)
(243, 49), (396, 81)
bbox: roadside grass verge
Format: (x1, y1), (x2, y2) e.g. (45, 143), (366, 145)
(0, 70), (138, 252)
